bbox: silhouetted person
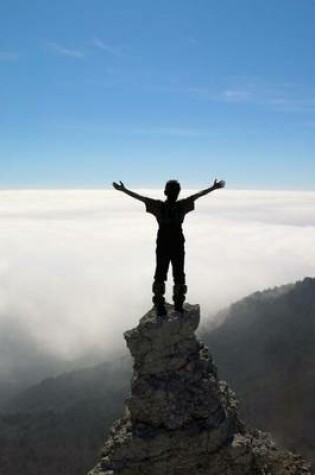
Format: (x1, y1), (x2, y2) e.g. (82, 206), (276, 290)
(112, 179), (225, 316)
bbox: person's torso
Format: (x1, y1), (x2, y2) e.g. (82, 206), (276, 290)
(156, 201), (186, 241)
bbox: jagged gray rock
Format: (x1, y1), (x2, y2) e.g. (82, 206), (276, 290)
(88, 304), (312, 475)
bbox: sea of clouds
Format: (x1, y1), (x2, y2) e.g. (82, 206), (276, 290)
(0, 189), (315, 378)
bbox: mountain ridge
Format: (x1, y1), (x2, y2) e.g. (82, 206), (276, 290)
(203, 276), (315, 465)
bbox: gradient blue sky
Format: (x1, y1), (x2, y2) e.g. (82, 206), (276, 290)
(1, 0), (315, 189)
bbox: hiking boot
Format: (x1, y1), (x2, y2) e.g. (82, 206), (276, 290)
(174, 304), (184, 313)
(156, 303), (167, 317)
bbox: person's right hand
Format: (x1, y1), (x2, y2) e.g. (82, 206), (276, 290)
(112, 181), (126, 191)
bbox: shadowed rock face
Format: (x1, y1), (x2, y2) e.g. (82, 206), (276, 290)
(88, 305), (312, 475)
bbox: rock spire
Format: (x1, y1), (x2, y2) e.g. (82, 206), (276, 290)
(89, 304), (312, 475)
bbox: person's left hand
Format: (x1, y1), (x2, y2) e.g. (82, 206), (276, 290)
(212, 178), (225, 189)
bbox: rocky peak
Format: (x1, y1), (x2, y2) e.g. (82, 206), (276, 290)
(89, 304), (312, 475)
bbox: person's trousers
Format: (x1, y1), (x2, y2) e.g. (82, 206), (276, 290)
(154, 237), (185, 284)
(152, 236), (187, 307)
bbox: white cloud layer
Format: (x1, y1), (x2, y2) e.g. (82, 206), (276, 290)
(0, 189), (315, 372)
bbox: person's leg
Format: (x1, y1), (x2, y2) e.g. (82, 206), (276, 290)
(153, 241), (170, 316)
(171, 240), (187, 312)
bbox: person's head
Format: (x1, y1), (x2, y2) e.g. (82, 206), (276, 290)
(164, 180), (181, 202)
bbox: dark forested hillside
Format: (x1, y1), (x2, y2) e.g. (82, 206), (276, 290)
(0, 359), (130, 475)
(202, 277), (315, 465)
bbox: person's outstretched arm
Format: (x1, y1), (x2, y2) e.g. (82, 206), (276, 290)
(112, 181), (147, 202)
(188, 179), (225, 201)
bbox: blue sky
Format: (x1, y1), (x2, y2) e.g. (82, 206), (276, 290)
(0, 0), (315, 189)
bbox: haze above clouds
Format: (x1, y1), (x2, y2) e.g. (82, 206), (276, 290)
(0, 189), (315, 380)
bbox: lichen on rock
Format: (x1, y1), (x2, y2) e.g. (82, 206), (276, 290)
(88, 304), (312, 475)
